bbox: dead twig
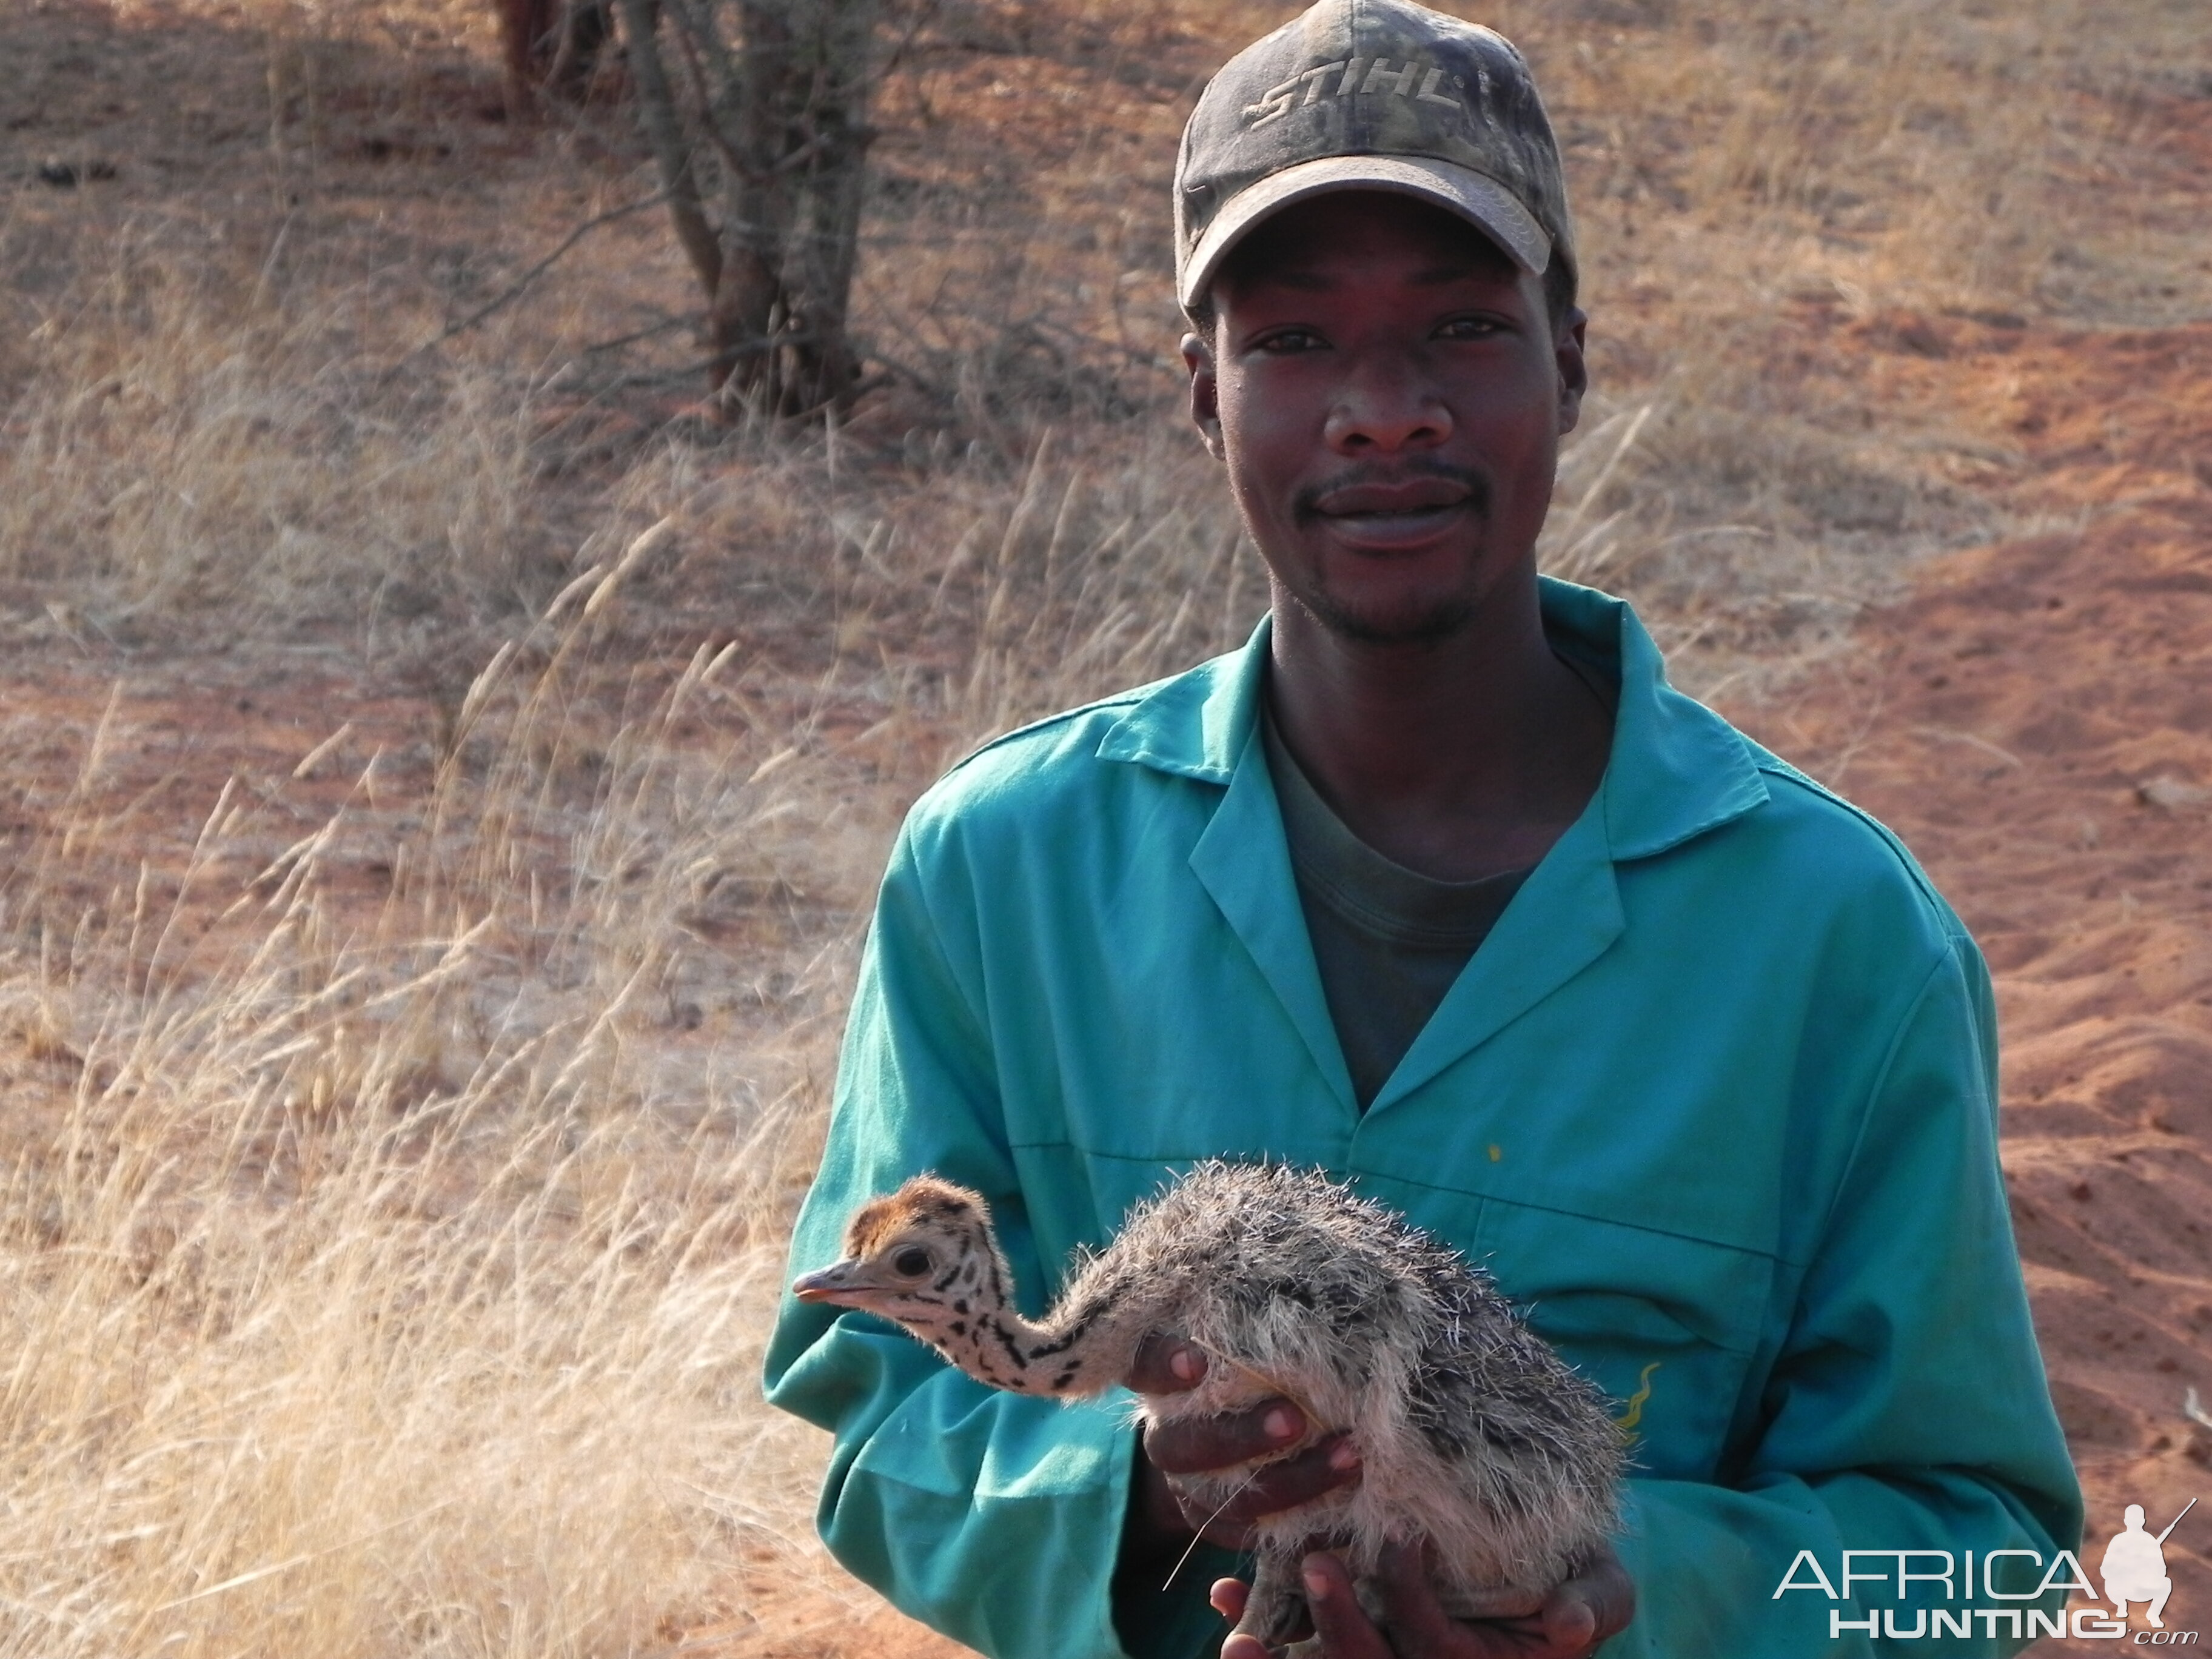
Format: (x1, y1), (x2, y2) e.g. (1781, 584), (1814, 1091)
(387, 190), (672, 377)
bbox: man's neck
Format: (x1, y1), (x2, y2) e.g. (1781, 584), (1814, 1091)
(1264, 578), (1614, 883)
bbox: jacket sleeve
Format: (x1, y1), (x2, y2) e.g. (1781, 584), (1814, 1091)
(762, 827), (1207, 1659)
(1604, 940), (2085, 1657)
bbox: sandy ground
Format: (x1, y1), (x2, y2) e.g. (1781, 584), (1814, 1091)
(1726, 313), (2212, 1652)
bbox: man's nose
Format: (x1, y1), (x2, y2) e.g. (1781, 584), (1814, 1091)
(1323, 352), (1453, 452)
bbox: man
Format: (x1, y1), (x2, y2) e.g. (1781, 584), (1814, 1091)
(765, 2), (2082, 1655)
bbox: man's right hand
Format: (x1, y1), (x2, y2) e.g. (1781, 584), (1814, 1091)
(1124, 1333), (1364, 1554)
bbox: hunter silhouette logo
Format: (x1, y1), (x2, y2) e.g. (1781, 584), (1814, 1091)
(2100, 1500), (2193, 1632)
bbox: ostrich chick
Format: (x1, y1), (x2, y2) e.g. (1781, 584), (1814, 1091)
(792, 1161), (1622, 1651)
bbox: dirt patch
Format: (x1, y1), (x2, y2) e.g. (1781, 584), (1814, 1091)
(1730, 320), (2212, 1653)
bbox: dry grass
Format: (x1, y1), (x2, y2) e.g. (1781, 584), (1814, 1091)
(0, 0), (2207, 1653)
(0, 588), (837, 1657)
(0, 240), (543, 625)
(0, 412), (1248, 1659)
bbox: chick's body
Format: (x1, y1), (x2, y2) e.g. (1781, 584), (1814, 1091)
(794, 1161), (1622, 1649)
(1074, 1165), (1620, 1620)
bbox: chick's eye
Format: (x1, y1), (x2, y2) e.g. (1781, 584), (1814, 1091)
(893, 1247), (933, 1278)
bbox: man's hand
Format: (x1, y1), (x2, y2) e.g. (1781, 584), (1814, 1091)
(1207, 1540), (1635, 1659)
(1122, 1334), (1363, 1558)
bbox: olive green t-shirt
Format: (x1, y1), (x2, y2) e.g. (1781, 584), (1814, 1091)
(1262, 714), (1530, 1110)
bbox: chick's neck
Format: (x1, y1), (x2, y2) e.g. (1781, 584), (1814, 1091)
(924, 1253), (1158, 1400)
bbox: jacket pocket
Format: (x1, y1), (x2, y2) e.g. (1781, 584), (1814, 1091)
(1470, 1196), (1771, 1483)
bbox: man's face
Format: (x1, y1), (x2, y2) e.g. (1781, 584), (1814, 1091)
(1184, 192), (1586, 646)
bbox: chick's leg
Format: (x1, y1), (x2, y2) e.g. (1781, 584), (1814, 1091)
(1232, 1550), (1311, 1654)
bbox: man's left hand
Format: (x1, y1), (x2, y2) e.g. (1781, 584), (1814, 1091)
(1208, 1539), (1634, 1658)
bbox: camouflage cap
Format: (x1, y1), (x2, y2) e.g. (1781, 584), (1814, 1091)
(1174, 0), (1575, 313)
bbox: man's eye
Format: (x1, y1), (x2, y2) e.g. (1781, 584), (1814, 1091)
(1255, 329), (1324, 354)
(1437, 317), (1503, 341)
(893, 1247), (933, 1277)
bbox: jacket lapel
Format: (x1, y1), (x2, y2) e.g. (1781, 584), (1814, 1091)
(1099, 620), (1359, 1116)
(1366, 583), (1766, 1112)
(1365, 793), (1624, 1113)
(1187, 729), (1360, 1116)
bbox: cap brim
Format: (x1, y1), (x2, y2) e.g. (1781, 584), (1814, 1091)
(1178, 154), (1551, 312)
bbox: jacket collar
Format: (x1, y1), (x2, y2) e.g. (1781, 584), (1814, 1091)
(1098, 578), (1770, 1116)
(1095, 577), (1771, 860)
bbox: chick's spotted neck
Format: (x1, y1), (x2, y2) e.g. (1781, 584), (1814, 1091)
(914, 1224), (1159, 1399)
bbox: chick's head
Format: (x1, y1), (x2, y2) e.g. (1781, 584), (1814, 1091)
(791, 1175), (997, 1333)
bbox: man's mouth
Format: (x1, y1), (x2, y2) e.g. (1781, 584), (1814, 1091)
(1292, 471), (1486, 548)
(1312, 479), (1471, 518)
(1302, 476), (1480, 547)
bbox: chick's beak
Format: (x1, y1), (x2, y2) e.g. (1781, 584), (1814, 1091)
(791, 1259), (871, 1305)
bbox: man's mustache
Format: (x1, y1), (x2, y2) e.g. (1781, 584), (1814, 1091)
(1292, 463), (1491, 526)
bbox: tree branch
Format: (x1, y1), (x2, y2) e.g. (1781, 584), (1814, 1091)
(387, 189), (672, 375)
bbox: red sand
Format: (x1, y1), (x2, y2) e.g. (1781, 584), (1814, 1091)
(1729, 319), (2212, 1654)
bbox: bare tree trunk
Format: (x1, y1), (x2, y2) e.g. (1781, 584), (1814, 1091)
(616, 0), (723, 295)
(780, 0), (877, 412)
(620, 0), (879, 418)
(710, 0), (797, 408)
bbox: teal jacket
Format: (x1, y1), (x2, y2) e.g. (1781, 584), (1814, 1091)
(764, 580), (2082, 1658)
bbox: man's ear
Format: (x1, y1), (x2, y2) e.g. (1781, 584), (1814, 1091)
(1555, 307), (1589, 437)
(1181, 330), (1225, 461)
